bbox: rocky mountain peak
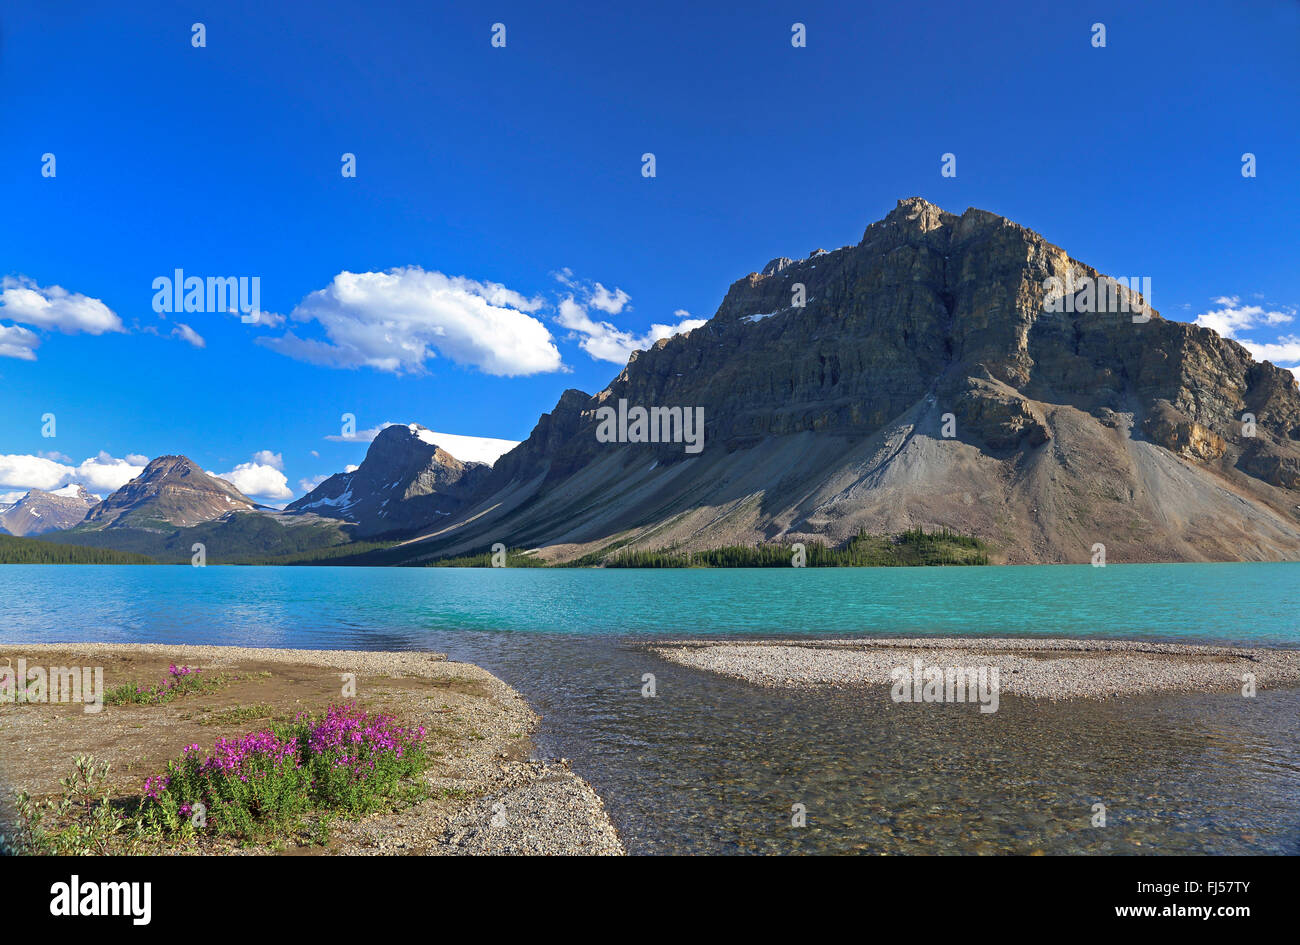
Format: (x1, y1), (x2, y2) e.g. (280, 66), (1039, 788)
(874, 195), (958, 236)
(82, 455), (257, 530)
(287, 423), (490, 537)
(391, 198), (1300, 566)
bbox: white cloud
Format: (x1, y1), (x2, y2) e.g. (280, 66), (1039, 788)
(1194, 297), (1293, 338)
(172, 323), (206, 348)
(0, 323), (40, 361)
(557, 292), (704, 365)
(298, 474), (330, 492)
(75, 452), (147, 492)
(551, 273), (703, 363)
(252, 450), (284, 470)
(1195, 296), (1299, 377)
(216, 459), (292, 501)
(0, 454), (66, 491)
(1236, 335), (1300, 364)
(259, 267), (562, 376)
(344, 464), (359, 474)
(588, 283), (631, 315)
(233, 310), (286, 328)
(0, 451), (144, 493)
(0, 491), (25, 505)
(0, 276), (123, 336)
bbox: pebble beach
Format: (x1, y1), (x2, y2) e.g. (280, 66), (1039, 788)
(650, 637), (1300, 699)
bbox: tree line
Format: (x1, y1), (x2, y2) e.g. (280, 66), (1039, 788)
(428, 527), (991, 569)
(0, 534), (155, 565)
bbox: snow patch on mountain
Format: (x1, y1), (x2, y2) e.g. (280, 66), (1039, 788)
(406, 425), (519, 465)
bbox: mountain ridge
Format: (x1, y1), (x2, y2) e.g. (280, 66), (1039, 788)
(380, 197), (1300, 565)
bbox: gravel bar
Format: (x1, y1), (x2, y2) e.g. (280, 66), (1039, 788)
(650, 637), (1300, 699)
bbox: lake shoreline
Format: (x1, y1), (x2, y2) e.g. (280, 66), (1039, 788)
(0, 643), (624, 856)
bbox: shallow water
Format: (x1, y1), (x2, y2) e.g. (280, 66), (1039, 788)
(2, 563), (1298, 854)
(430, 632), (1300, 855)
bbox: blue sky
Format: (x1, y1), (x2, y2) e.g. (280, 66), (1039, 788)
(2, 0), (1298, 504)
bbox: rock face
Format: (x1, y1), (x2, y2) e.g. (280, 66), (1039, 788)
(0, 486), (99, 536)
(1142, 401), (1227, 462)
(82, 456), (257, 529)
(387, 197), (1300, 565)
(287, 424), (489, 538)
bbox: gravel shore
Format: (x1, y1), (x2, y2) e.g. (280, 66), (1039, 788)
(1, 642), (624, 856)
(651, 637), (1300, 700)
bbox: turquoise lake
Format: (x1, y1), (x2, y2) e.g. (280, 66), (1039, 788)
(1, 561), (1297, 647)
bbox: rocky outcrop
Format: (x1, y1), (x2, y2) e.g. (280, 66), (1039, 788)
(0, 486), (99, 536)
(1142, 400), (1228, 462)
(388, 197), (1300, 565)
(954, 376), (1050, 450)
(81, 456), (256, 530)
(288, 424), (489, 537)
(1238, 438), (1300, 490)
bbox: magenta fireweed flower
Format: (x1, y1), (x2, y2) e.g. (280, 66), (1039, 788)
(142, 774), (171, 800)
(304, 703), (424, 776)
(203, 731), (301, 777)
(140, 703), (425, 832)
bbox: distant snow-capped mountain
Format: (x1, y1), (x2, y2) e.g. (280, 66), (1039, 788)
(0, 485), (100, 536)
(287, 423), (490, 537)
